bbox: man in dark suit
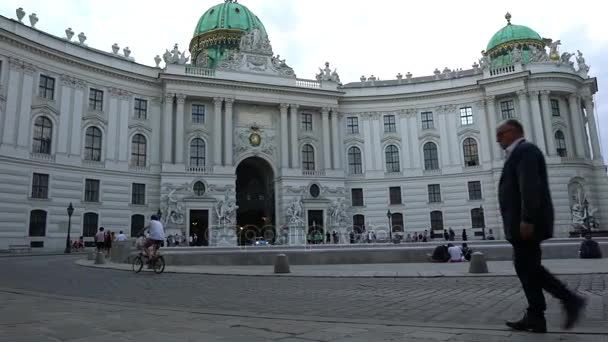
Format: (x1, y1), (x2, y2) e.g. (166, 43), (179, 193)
(497, 119), (585, 333)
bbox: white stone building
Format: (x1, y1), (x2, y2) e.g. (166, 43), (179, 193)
(0, 3), (605, 249)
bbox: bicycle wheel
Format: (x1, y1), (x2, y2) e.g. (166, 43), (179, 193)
(132, 256), (144, 273)
(153, 256), (165, 274)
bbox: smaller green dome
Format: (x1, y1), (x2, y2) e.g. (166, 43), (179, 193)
(486, 13), (542, 53)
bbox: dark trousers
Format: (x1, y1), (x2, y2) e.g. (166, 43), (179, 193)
(512, 241), (575, 315)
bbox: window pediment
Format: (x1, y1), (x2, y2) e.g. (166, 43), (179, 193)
(381, 134), (401, 144)
(344, 136), (364, 145)
(31, 102), (59, 117)
(83, 111), (107, 125)
(457, 127), (480, 137)
(419, 131), (441, 141)
(128, 122), (152, 133)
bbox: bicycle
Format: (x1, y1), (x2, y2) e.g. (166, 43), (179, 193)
(132, 251), (165, 274)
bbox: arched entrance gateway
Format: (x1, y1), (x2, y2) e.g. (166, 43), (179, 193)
(235, 157), (276, 245)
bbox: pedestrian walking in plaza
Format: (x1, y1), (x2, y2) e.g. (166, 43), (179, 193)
(497, 120), (586, 333)
(443, 229), (449, 241)
(462, 229), (468, 241)
(448, 228), (455, 241)
(94, 227), (105, 253)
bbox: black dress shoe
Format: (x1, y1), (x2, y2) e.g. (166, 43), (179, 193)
(563, 295), (586, 330)
(506, 313), (547, 333)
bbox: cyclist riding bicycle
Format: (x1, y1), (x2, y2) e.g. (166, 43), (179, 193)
(143, 215), (165, 262)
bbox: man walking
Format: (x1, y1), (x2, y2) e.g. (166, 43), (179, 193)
(497, 120), (585, 333)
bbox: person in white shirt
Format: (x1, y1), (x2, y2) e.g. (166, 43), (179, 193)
(447, 243), (465, 262)
(143, 215), (165, 259)
(116, 231), (127, 242)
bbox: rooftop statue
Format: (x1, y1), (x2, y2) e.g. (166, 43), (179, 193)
(316, 62), (341, 83)
(162, 43), (189, 65)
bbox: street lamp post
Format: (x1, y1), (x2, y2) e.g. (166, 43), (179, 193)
(64, 202), (74, 254)
(387, 210), (392, 242)
(157, 208), (162, 220)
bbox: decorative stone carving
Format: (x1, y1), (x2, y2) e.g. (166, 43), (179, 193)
(328, 198), (349, 228)
(479, 51), (491, 70)
(234, 125), (276, 159)
(108, 87), (131, 99)
(123, 47), (131, 58)
(315, 62), (341, 83)
(78, 32), (87, 45)
(16, 7), (25, 23)
(62, 75), (87, 90)
(576, 50), (590, 76)
(160, 183), (191, 227)
(543, 38), (561, 61)
(65, 28), (74, 41)
(569, 182), (598, 231)
(559, 52), (574, 68)
(284, 185), (306, 194)
(111, 43), (119, 54)
(528, 45), (549, 62)
(510, 46), (523, 64)
(435, 104), (457, 114)
(214, 192), (238, 226)
(154, 55), (162, 68)
(239, 27), (273, 55)
(406, 72), (413, 80)
(175, 93), (186, 104)
(28, 13), (38, 28)
(286, 196), (304, 225)
(21, 62), (36, 75)
(162, 44), (189, 65)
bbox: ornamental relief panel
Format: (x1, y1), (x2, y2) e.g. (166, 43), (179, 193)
(234, 125), (277, 160)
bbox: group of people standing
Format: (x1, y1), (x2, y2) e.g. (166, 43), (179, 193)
(93, 227), (127, 257)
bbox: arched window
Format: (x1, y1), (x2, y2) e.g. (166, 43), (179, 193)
(391, 213), (404, 232)
(385, 145), (400, 172)
(423, 142), (439, 170)
(430, 211), (443, 231)
(130, 214), (145, 237)
(555, 130), (567, 157)
(83, 213), (99, 237)
(463, 138), (479, 167)
(131, 134), (147, 167)
(28, 210), (47, 237)
(353, 214), (365, 234)
(302, 144), (315, 170)
(32, 116), (52, 154)
(84, 126), (102, 161)
(193, 181), (206, 196)
(471, 208), (485, 229)
(348, 147), (362, 175)
(190, 138), (206, 167)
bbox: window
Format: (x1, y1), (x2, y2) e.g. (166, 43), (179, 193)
(28, 210), (47, 237)
(500, 100), (515, 120)
(347, 147), (362, 175)
(131, 134), (147, 167)
(190, 138), (206, 167)
(84, 126), (102, 161)
(423, 142), (439, 170)
(351, 188), (364, 207)
(463, 138), (479, 167)
(421, 111), (434, 129)
(192, 104), (205, 124)
(134, 98), (148, 119)
(468, 181), (482, 200)
(471, 208), (485, 228)
(89, 88), (104, 111)
(391, 213), (404, 232)
(132, 183), (146, 205)
(193, 181), (206, 196)
(428, 184), (441, 203)
(32, 116), (52, 154)
(346, 117), (359, 134)
(83, 213), (99, 237)
(551, 99), (560, 117)
(84, 179), (100, 202)
(31, 173), (49, 199)
(309, 184), (321, 198)
(353, 214), (365, 233)
(555, 130), (567, 157)
(430, 211), (444, 231)
(38, 75), (55, 100)
(384, 115), (396, 133)
(301, 113), (313, 131)
(385, 145), (400, 172)
(460, 107), (473, 125)
(302, 144), (315, 170)
(389, 187), (402, 205)
(130, 214), (145, 237)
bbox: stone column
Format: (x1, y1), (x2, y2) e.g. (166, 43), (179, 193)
(331, 108), (341, 169)
(162, 93), (174, 163)
(290, 104), (299, 168)
(486, 96), (501, 161)
(568, 94), (586, 158)
(1, 58), (22, 146)
(213, 97), (223, 166)
(408, 115), (420, 169)
(399, 114), (412, 169)
(118, 94), (130, 162)
(362, 115), (374, 171)
(69, 81), (86, 157)
(280, 103), (289, 168)
(175, 94), (186, 164)
(540, 91), (556, 156)
(322, 107), (331, 169)
(516, 90), (533, 141)
(224, 98), (234, 166)
(583, 96), (602, 160)
(529, 91), (546, 154)
(16, 63), (35, 149)
(476, 99), (491, 164)
(57, 77), (73, 155)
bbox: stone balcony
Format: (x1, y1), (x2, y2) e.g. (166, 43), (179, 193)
(185, 165), (214, 174)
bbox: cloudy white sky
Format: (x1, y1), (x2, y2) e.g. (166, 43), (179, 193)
(2, 0), (607, 159)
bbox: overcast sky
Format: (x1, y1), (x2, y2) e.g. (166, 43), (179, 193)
(2, 0), (607, 159)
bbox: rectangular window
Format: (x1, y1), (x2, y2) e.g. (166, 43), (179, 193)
(460, 107), (473, 125)
(134, 98), (148, 119)
(38, 75), (55, 100)
(389, 187), (402, 205)
(89, 88), (104, 111)
(500, 100), (515, 120)
(131, 183), (146, 205)
(347, 117), (359, 134)
(351, 188), (364, 207)
(31, 173), (49, 199)
(421, 111), (434, 129)
(468, 181), (482, 200)
(192, 104), (205, 124)
(384, 115), (396, 133)
(302, 113), (313, 131)
(428, 184), (441, 203)
(84, 179), (100, 203)
(551, 99), (560, 117)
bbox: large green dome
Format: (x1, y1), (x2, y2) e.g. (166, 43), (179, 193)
(486, 13), (543, 54)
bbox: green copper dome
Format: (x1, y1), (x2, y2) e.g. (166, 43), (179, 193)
(486, 13), (543, 54)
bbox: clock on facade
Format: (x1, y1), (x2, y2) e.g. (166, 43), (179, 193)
(249, 132), (261, 147)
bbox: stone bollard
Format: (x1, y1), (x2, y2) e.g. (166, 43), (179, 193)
(94, 251), (106, 265)
(274, 254), (290, 274)
(87, 250), (95, 261)
(469, 252), (489, 274)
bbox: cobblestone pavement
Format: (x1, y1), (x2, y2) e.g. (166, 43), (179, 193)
(0, 256), (607, 341)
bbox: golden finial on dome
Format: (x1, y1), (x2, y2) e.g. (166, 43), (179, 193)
(505, 12), (512, 25)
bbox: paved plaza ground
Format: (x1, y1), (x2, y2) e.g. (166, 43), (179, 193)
(0, 255), (607, 341)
